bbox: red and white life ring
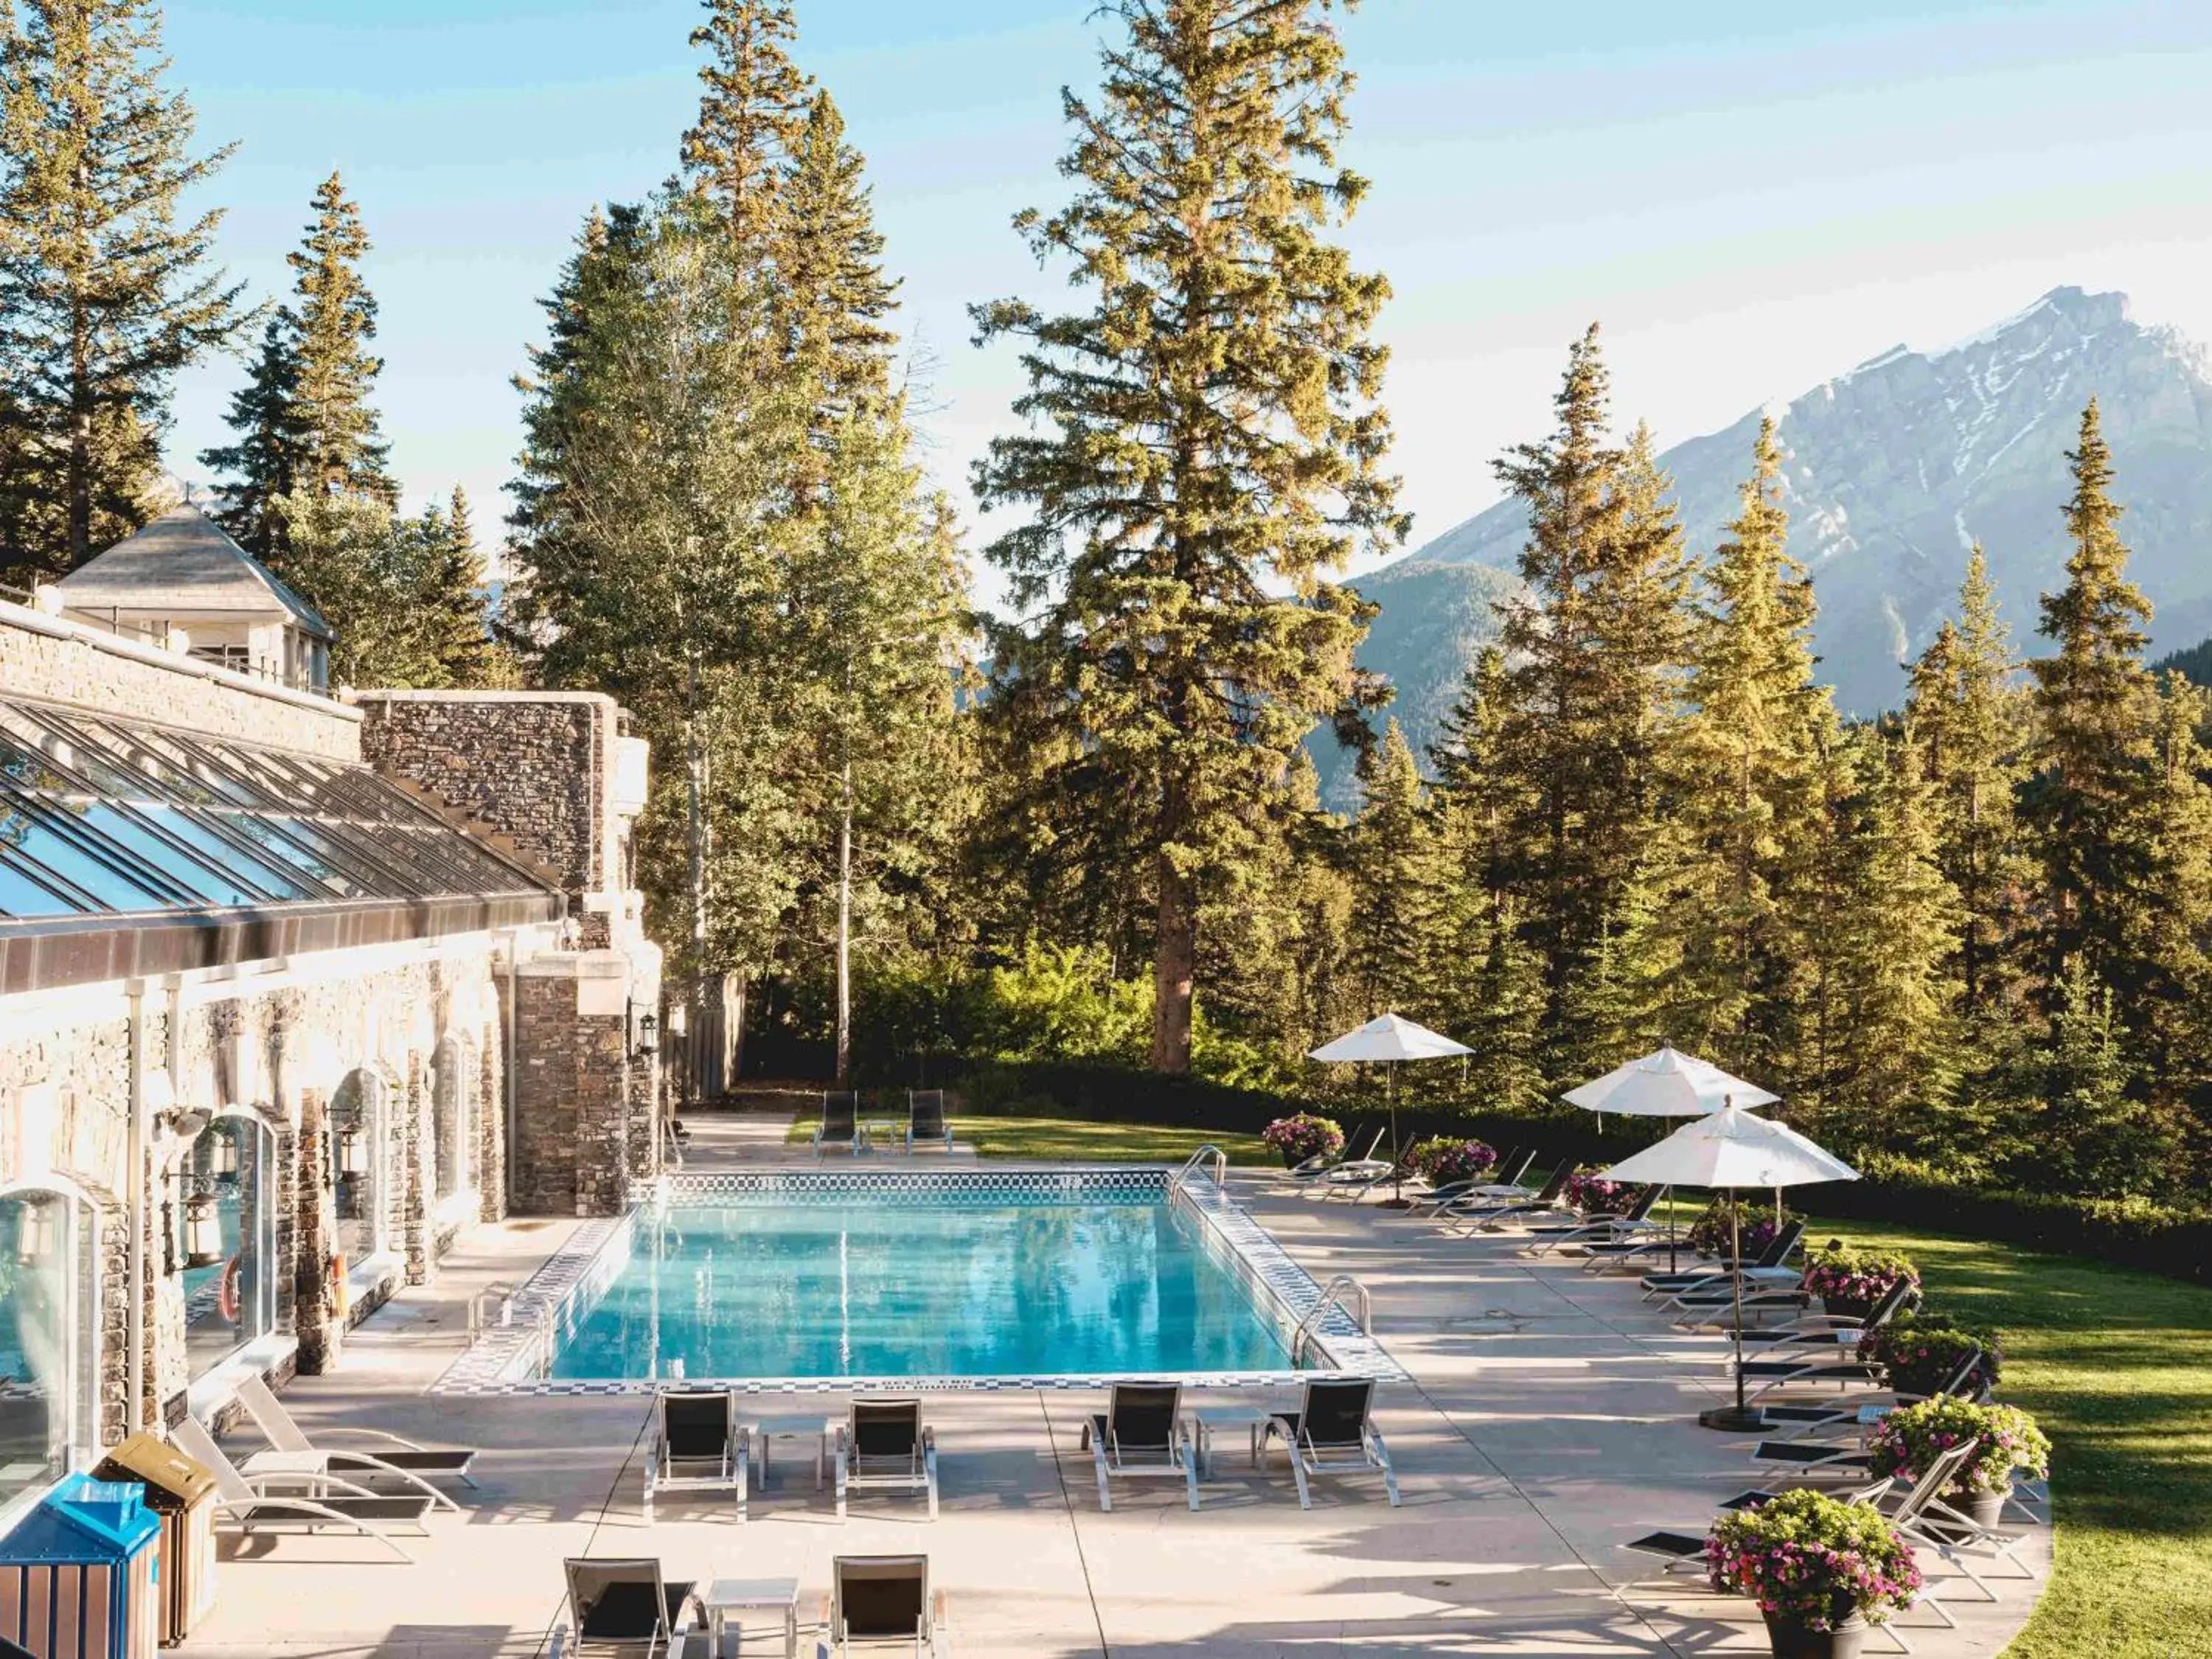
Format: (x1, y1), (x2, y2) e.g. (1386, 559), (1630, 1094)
(218, 1255), (241, 1321)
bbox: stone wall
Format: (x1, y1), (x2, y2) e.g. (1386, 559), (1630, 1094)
(0, 603), (360, 759)
(509, 952), (650, 1217)
(354, 692), (614, 899)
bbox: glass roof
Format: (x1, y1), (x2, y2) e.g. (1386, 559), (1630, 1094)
(0, 698), (552, 920)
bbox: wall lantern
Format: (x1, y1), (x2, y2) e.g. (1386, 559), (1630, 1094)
(335, 1130), (364, 1178)
(206, 1126), (239, 1176)
(14, 1199), (58, 1266)
(181, 1194), (224, 1267)
(636, 1012), (659, 1059)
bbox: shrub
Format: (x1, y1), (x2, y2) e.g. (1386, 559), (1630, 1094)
(1261, 1113), (1343, 1164)
(1801, 1242), (1920, 1310)
(1688, 1200), (1780, 1258)
(1706, 1488), (1923, 1631)
(1406, 1136), (1498, 1186)
(1564, 1166), (1631, 1214)
(1859, 1310), (2003, 1397)
(1869, 1397), (2051, 1495)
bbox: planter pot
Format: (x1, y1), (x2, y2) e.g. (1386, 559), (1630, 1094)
(1818, 1293), (1878, 1322)
(1761, 1609), (1869, 1659)
(1923, 1483), (2009, 1537)
(1279, 1148), (1301, 1169)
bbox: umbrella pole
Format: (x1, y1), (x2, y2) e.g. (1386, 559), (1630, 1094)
(1387, 1064), (1405, 1208)
(1700, 1187), (1767, 1432)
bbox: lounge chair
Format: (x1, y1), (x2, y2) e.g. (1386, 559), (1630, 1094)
(1288, 1127), (1385, 1183)
(169, 1413), (428, 1562)
(553, 1557), (698, 1659)
(819, 1555), (951, 1657)
(1079, 1382), (1199, 1512)
(904, 1090), (955, 1154)
(815, 1091), (862, 1157)
(1459, 1166), (1580, 1232)
(1263, 1377), (1400, 1509)
(230, 1371), (473, 1503)
(641, 1388), (748, 1522)
(1431, 1162), (1565, 1228)
(1758, 1349), (1989, 1439)
(1626, 1474), (1898, 1580)
(1732, 1276), (1919, 1353)
(1412, 1150), (1540, 1217)
(1641, 1219), (1809, 1301)
(835, 1397), (939, 1520)
(1889, 1474), (2039, 1604)
(1522, 1186), (1659, 1256)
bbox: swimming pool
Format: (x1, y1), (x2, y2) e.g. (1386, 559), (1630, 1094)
(437, 1168), (1401, 1394)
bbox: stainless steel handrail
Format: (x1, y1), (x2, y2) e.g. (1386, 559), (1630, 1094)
(1290, 1274), (1373, 1365)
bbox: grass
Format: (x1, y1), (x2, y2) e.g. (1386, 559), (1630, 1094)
(1792, 1213), (2212, 1658)
(772, 1107), (2212, 1654)
(784, 1111), (1270, 1166)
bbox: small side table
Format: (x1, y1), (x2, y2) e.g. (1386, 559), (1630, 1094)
(748, 1413), (833, 1491)
(860, 1119), (904, 1154)
(698, 1575), (801, 1659)
(1188, 1407), (1274, 1478)
(240, 1448), (332, 1494)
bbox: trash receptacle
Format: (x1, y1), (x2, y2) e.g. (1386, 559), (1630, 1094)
(91, 1436), (216, 1646)
(0, 1474), (160, 1659)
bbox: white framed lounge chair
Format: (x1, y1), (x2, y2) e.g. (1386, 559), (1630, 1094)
(642, 1388), (748, 1522)
(1264, 1377), (1400, 1509)
(553, 1557), (698, 1659)
(904, 1090), (955, 1154)
(230, 1371), (471, 1505)
(1287, 1127), (1385, 1183)
(1079, 1382), (1199, 1512)
(815, 1091), (862, 1157)
(836, 1397), (938, 1521)
(819, 1554), (951, 1657)
(1523, 1186), (1660, 1256)
(169, 1413), (425, 1562)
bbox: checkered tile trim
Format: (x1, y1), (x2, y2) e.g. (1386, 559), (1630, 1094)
(431, 1166), (1405, 1397)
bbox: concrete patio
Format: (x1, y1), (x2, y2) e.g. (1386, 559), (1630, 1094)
(185, 1115), (2051, 1657)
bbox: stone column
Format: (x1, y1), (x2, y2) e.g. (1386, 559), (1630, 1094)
(293, 1087), (344, 1374)
(402, 1051), (431, 1286)
(510, 952), (636, 1217)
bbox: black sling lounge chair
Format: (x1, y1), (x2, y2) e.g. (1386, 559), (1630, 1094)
(1264, 1377), (1401, 1509)
(642, 1388), (748, 1521)
(815, 1090), (862, 1156)
(905, 1090), (955, 1154)
(836, 1396), (939, 1520)
(820, 1555), (952, 1656)
(555, 1558), (698, 1659)
(1080, 1382), (1198, 1512)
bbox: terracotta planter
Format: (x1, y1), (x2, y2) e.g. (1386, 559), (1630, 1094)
(1761, 1608), (1869, 1659)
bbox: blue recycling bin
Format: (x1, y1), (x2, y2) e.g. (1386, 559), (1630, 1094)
(0, 1475), (160, 1659)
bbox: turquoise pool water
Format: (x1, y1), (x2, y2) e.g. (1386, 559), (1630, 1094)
(546, 1191), (1293, 1381)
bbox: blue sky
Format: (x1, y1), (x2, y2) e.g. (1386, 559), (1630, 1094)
(159, 1), (2212, 597)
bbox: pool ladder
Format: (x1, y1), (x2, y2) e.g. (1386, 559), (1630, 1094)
(1291, 1275), (1373, 1366)
(1171, 1143), (1228, 1197)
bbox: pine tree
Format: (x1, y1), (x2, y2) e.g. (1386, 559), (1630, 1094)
(284, 172), (392, 504)
(1485, 336), (1691, 1083)
(2129, 672), (2212, 1090)
(1659, 418), (1831, 1078)
(2022, 400), (2159, 991)
(681, 0), (809, 258)
(1342, 720), (1435, 1018)
(779, 89), (898, 428)
(971, 0), (1405, 1074)
(1902, 546), (2033, 1014)
(199, 314), (307, 557)
(2026, 955), (2182, 1198)
(0, 0), (245, 576)
(415, 485), (495, 684)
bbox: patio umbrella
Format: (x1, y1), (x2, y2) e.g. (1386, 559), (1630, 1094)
(1309, 1014), (1472, 1208)
(1562, 1047), (1781, 1268)
(1599, 1103), (1858, 1431)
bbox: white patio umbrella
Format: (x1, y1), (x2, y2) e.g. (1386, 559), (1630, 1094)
(1562, 1047), (1781, 1268)
(1599, 1104), (1858, 1431)
(1309, 1014), (1472, 1207)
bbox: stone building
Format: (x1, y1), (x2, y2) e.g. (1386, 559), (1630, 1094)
(0, 512), (663, 1528)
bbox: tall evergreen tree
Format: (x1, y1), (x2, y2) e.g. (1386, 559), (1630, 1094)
(2023, 399), (2158, 990)
(1341, 720), (1436, 1019)
(199, 314), (307, 556)
(972, 0), (1405, 1073)
(680, 0), (809, 257)
(0, 0), (245, 576)
(284, 171), (392, 504)
(779, 89), (898, 428)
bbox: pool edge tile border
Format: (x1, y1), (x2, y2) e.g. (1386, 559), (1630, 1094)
(430, 1166), (1408, 1397)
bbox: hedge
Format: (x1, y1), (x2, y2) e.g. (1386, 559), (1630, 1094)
(948, 1060), (2212, 1287)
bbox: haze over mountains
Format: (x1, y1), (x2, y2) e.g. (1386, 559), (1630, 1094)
(1328, 286), (2212, 801)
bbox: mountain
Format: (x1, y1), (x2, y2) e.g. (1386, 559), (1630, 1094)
(1326, 286), (2212, 801)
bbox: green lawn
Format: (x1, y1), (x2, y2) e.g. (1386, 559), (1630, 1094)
(785, 1112), (1270, 1165)
(774, 1109), (2212, 1655)
(1792, 1214), (2212, 1658)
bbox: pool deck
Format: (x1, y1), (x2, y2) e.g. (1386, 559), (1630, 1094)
(187, 1113), (2051, 1657)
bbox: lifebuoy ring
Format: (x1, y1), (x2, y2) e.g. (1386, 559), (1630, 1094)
(218, 1255), (241, 1321)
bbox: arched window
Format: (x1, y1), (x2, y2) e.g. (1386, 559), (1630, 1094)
(330, 1069), (386, 1264)
(0, 1181), (100, 1516)
(179, 1114), (275, 1376)
(433, 1039), (470, 1203)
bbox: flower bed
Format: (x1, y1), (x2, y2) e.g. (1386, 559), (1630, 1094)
(1260, 1112), (1344, 1166)
(1707, 1487), (1922, 1635)
(1688, 1200), (1781, 1259)
(1859, 1310), (2002, 1397)
(1801, 1242), (1919, 1318)
(1869, 1396), (2050, 1497)
(1405, 1135), (1498, 1186)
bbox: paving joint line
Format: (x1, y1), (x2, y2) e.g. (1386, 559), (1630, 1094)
(1037, 1387), (1113, 1658)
